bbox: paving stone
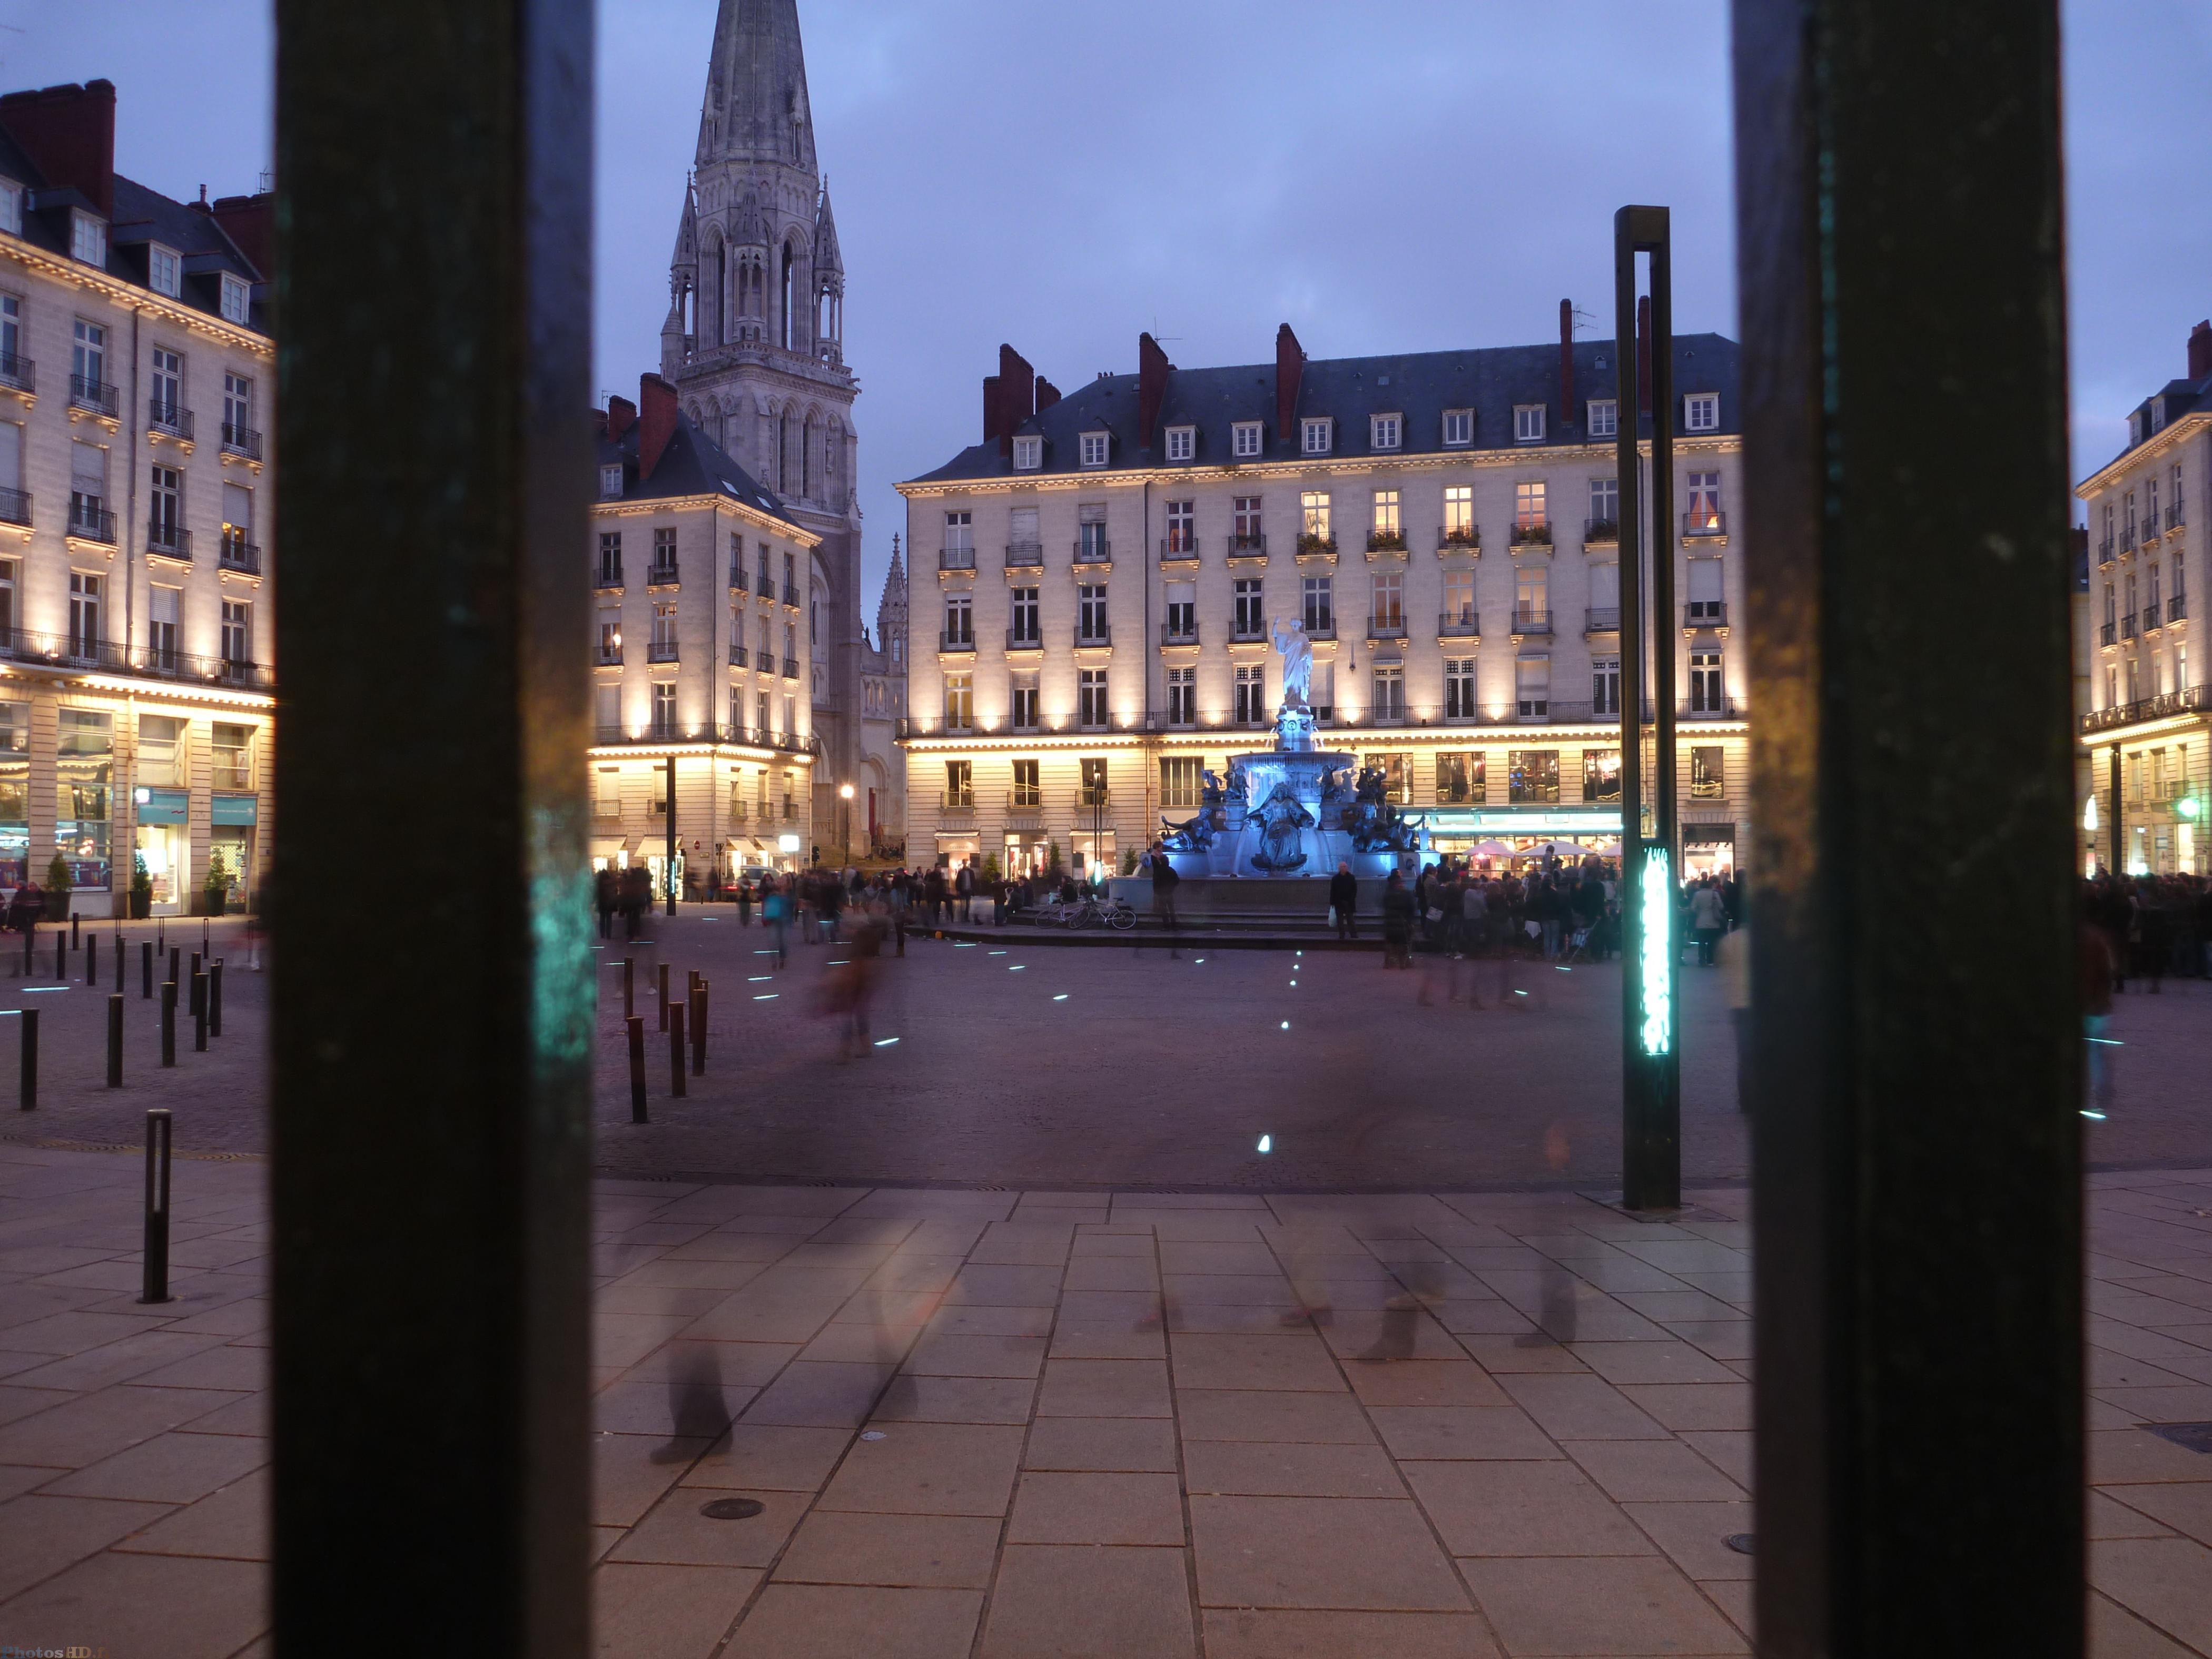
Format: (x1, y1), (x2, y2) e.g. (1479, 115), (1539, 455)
(2089, 1587), (2204, 1659)
(2090, 1535), (2212, 1654)
(1622, 1498), (1756, 1581)
(595, 1561), (762, 1658)
(1022, 1416), (1179, 1473)
(901, 1332), (1046, 1379)
(112, 1466), (270, 1561)
(681, 1424), (854, 1493)
(1190, 1493), (1467, 1611)
(1177, 1389), (1378, 1446)
(740, 1361), (895, 1429)
(1170, 1332), (1345, 1392)
(44, 1428), (266, 1504)
(774, 1510), (1002, 1588)
(943, 1265), (1064, 1307)
(0, 1546), (264, 1659)
(0, 1490), (173, 1601)
(1565, 1438), (1749, 1504)
(1183, 1441), (1402, 1498)
(1038, 1358), (1173, 1418)
(1345, 1361), (1510, 1410)
(594, 1430), (704, 1528)
(1403, 1458), (1656, 1557)
(1008, 1470), (1186, 1544)
(1366, 1406), (1563, 1463)
(1049, 1321), (1165, 1360)
(608, 1485), (807, 1567)
(817, 1422), (1024, 1516)
(0, 1384), (239, 1470)
(727, 1582), (983, 1658)
(1201, 1607), (1503, 1659)
(1461, 1555), (1749, 1655)
(1496, 1372), (1672, 1440)
(871, 1375), (1038, 1426)
(977, 1544), (1196, 1659)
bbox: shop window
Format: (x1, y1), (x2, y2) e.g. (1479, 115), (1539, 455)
(1160, 756), (1200, 808)
(1361, 753), (1409, 805)
(139, 715), (186, 787)
(597, 768), (622, 819)
(58, 707), (113, 891)
(209, 722), (251, 791)
(1583, 749), (1622, 804)
(0, 702), (23, 889)
(1508, 748), (1559, 805)
(1435, 751), (1485, 804)
(1691, 746), (1726, 799)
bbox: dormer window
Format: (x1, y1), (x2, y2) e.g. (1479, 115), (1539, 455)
(147, 244), (182, 299)
(1301, 417), (1333, 456)
(1513, 405), (1546, 443)
(1441, 409), (1473, 447)
(1080, 431), (1110, 468)
(0, 181), (21, 237)
(1164, 425), (1196, 462)
(2149, 397), (2167, 435)
(1232, 421), (1262, 458)
(2130, 411), (2145, 446)
(599, 465), (623, 500)
(1684, 392), (1720, 433)
(1012, 434), (1041, 471)
(1370, 414), (1401, 451)
(219, 274), (251, 325)
(71, 211), (107, 268)
(1587, 399), (1618, 438)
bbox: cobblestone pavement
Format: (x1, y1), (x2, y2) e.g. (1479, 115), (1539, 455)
(0, 1148), (2210, 1655)
(0, 913), (2204, 1191)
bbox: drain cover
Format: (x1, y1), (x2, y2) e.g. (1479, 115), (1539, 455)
(699, 1498), (765, 1520)
(2147, 1423), (2212, 1454)
(1724, 1533), (1755, 1556)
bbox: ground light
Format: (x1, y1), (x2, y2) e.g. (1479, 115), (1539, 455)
(1280, 1021), (1290, 1030)
(873, 1038), (898, 1048)
(1257, 1135), (1272, 1153)
(748, 976), (772, 982)
(753, 994), (777, 1001)
(1053, 994), (1068, 1002)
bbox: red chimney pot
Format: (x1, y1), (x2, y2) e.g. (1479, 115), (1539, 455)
(606, 394), (637, 443)
(2189, 320), (2212, 383)
(1558, 299), (1575, 431)
(1138, 333), (1172, 451)
(0, 80), (116, 219)
(637, 374), (678, 481)
(1275, 324), (1305, 447)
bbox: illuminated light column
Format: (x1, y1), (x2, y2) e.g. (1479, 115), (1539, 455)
(1615, 205), (1681, 1210)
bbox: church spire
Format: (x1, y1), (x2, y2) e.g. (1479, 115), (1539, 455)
(697, 0), (816, 174)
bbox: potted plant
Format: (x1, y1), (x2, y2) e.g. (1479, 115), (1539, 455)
(203, 846), (233, 916)
(129, 852), (153, 920)
(44, 852), (71, 918)
(1120, 846), (1139, 876)
(981, 852), (1002, 884)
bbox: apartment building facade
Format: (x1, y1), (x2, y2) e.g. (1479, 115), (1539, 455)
(2076, 318), (2211, 876)
(0, 81), (274, 916)
(896, 321), (1749, 880)
(590, 372), (818, 887)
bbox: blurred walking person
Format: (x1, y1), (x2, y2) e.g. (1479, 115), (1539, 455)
(2080, 905), (2117, 1120)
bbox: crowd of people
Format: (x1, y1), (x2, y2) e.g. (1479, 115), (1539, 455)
(2083, 870), (2212, 991)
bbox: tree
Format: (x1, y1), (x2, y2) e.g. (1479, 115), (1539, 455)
(44, 852), (71, 911)
(204, 845), (233, 914)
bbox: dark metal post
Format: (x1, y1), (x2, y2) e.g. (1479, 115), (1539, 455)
(209, 961), (224, 1038)
(189, 952), (204, 1014)
(139, 1109), (172, 1305)
(17, 923), (26, 975)
(1615, 205), (1681, 1210)
(668, 999), (687, 1098)
(622, 955), (634, 1020)
(657, 961), (669, 1032)
(2108, 745), (2122, 874)
(626, 1014), (648, 1123)
(160, 981), (176, 1068)
(689, 981), (706, 1075)
(17, 1006), (33, 1110)
(70, 912), (79, 951)
(87, 931), (97, 986)
(273, 2), (595, 1650)
(107, 993), (123, 1087)
(665, 754), (677, 915)
(1733, 3), (2081, 1651)
(169, 945), (180, 988)
(114, 933), (123, 994)
(192, 971), (208, 1052)
(53, 930), (62, 982)
(142, 940), (153, 999)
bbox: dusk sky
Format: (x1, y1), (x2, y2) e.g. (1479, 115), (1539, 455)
(15, 2), (2210, 620)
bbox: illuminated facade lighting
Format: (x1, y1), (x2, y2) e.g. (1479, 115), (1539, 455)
(1638, 845), (1674, 1057)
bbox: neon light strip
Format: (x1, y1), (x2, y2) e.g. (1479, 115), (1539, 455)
(1639, 845), (1673, 1057)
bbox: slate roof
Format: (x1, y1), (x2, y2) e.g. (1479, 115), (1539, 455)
(908, 334), (1741, 485)
(599, 404), (803, 529)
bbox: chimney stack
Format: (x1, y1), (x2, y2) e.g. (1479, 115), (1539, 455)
(1035, 377), (1061, 413)
(208, 193), (275, 279)
(638, 374), (678, 480)
(606, 394), (637, 443)
(2190, 320), (2212, 383)
(1559, 299), (1575, 431)
(983, 343), (1036, 456)
(1275, 323), (1305, 446)
(1138, 332), (1172, 451)
(1636, 295), (1653, 416)
(0, 80), (116, 218)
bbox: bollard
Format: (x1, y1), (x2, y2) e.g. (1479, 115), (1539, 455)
(160, 981), (176, 1068)
(202, 918), (210, 957)
(17, 1005), (34, 1111)
(142, 941), (154, 1000)
(53, 930), (62, 981)
(139, 1109), (172, 1305)
(188, 954), (204, 1015)
(690, 982), (706, 1076)
(623, 956), (634, 1021)
(669, 1000), (687, 1097)
(114, 933), (123, 993)
(209, 962), (223, 1038)
(626, 1015), (648, 1123)
(192, 972), (208, 1052)
(157, 917), (165, 952)
(169, 946), (181, 989)
(106, 993), (123, 1088)
(71, 912), (79, 951)
(87, 931), (97, 987)
(657, 962), (670, 1032)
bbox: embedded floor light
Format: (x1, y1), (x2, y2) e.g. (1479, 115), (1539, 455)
(1257, 1135), (1272, 1153)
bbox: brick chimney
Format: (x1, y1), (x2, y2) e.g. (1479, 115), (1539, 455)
(984, 344), (1036, 456)
(207, 192), (274, 278)
(637, 374), (678, 481)
(1636, 295), (1653, 415)
(1275, 323), (1304, 446)
(0, 80), (116, 217)
(2190, 320), (2212, 383)
(1035, 376), (1061, 413)
(606, 394), (637, 443)
(1558, 299), (1575, 432)
(1138, 332), (1172, 452)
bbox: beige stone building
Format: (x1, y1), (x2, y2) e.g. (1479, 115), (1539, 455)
(896, 322), (1750, 881)
(0, 80), (274, 917)
(2075, 317), (2210, 875)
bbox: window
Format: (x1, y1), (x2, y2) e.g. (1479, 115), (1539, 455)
(69, 572), (102, 655)
(599, 465), (622, 500)
(944, 672), (974, 731)
(1301, 575), (1332, 634)
(1232, 422), (1262, 458)
(2147, 477), (2160, 534)
(1587, 399), (1618, 438)
(1593, 655), (1621, 716)
(1514, 404), (1546, 443)
(1686, 471), (1723, 534)
(1689, 650), (1725, 714)
(1311, 661), (1334, 720)
(1515, 564), (1548, 628)
(1583, 749), (1622, 804)
(727, 532), (744, 586)
(222, 600), (253, 668)
(1691, 746), (1726, 798)
(149, 586), (181, 671)
(0, 182), (18, 236)
(1078, 668), (1109, 729)
(1012, 758), (1042, 807)
(1078, 584), (1109, 643)
(0, 293), (17, 371)
(1508, 748), (1559, 804)
(144, 345), (181, 429)
(1436, 752), (1485, 804)
(1444, 568), (1474, 626)
(943, 510), (973, 554)
(1687, 558), (1725, 621)
(1161, 756), (1200, 808)
(1013, 435), (1041, 470)
(945, 759), (973, 807)
(2172, 462), (2187, 527)
(72, 318), (106, 396)
(1443, 486), (1475, 543)
(1299, 491), (1332, 549)
(1371, 570), (1404, 631)
(1301, 418), (1332, 455)
(1235, 664), (1267, 725)
(650, 527), (677, 579)
(1010, 586), (1039, 644)
(219, 483), (254, 566)
(57, 706), (113, 887)
(782, 552), (795, 599)
(1080, 431), (1109, 468)
(649, 683), (677, 736)
(642, 600), (675, 661)
(1165, 582), (1195, 640)
(1077, 502), (1109, 560)
(139, 714), (186, 788)
(757, 545), (773, 594)
(1442, 409), (1473, 447)
(1080, 757), (1110, 808)
(1165, 426), (1195, 462)
(1515, 657), (1550, 720)
(148, 244), (181, 298)
(69, 441), (105, 535)
(757, 689), (771, 733)
(202, 718), (242, 791)
(223, 372), (252, 447)
(71, 211), (107, 268)
(1010, 676), (1039, 730)
(1362, 754), (1409, 804)
(1370, 413), (1401, 451)
(1234, 578), (1265, 637)
(1515, 481), (1548, 532)
(1232, 496), (1262, 549)
(1167, 666), (1196, 726)
(1684, 392), (1720, 432)
(944, 594), (972, 646)
(1588, 477), (1620, 535)
(1370, 489), (1401, 545)
(1165, 500), (1196, 555)
(146, 465), (183, 554)
(1444, 657), (1477, 719)
(1371, 666), (1406, 722)
(782, 620), (796, 672)
(219, 274), (251, 325)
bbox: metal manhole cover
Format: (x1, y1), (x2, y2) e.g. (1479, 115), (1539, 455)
(2146, 1423), (2212, 1454)
(1723, 1533), (1755, 1556)
(699, 1498), (765, 1520)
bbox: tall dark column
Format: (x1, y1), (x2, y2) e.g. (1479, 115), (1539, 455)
(2110, 745), (2124, 873)
(272, 2), (595, 1652)
(1734, 3), (2081, 1653)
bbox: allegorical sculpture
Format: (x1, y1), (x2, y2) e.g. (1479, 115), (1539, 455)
(1246, 782), (1315, 872)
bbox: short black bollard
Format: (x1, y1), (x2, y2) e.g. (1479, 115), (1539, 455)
(169, 946), (180, 989)
(626, 1015), (648, 1123)
(160, 981), (177, 1068)
(114, 934), (124, 994)
(192, 972), (208, 1052)
(53, 930), (62, 981)
(623, 956), (634, 1021)
(139, 1109), (172, 1305)
(17, 1005), (35, 1111)
(142, 941), (154, 1000)
(658, 962), (670, 1032)
(70, 912), (79, 950)
(188, 954), (204, 1015)
(87, 931), (97, 987)
(669, 1000), (687, 1098)
(106, 993), (123, 1088)
(209, 962), (223, 1037)
(690, 982), (707, 1075)
(156, 917), (165, 952)
(202, 918), (210, 957)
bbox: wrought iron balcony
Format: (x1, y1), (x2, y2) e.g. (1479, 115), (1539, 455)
(783, 584), (799, 606)
(1074, 626), (1112, 648)
(783, 658), (799, 678)
(941, 789), (976, 812)
(2100, 621), (2117, 646)
(0, 487), (28, 527)
(1006, 628), (1043, 651)
(1295, 532), (1337, 556)
(2120, 615), (2138, 639)
(2170, 594), (2188, 623)
(220, 421), (263, 459)
(0, 352), (32, 393)
(1366, 529), (1407, 554)
(938, 628), (976, 653)
(1685, 602), (1729, 628)
(2080, 685), (2210, 733)
(647, 640), (679, 663)
(2098, 538), (2116, 566)
(1681, 695), (1741, 719)
(1302, 619), (1337, 641)
(148, 400), (194, 439)
(66, 499), (116, 544)
(728, 644), (748, 667)
(1683, 510), (1728, 539)
(1007, 791), (1043, 813)
(146, 520), (193, 560)
(1585, 607), (1621, 632)
(1227, 533), (1268, 558)
(1438, 610), (1480, 637)
(1508, 522), (1553, 548)
(1366, 617), (1408, 640)
(68, 373), (120, 417)
(2120, 527), (2138, 553)
(595, 644), (622, 666)
(116, 638), (274, 688)
(2144, 606), (2164, 633)
(1160, 621), (1199, 646)
(220, 535), (262, 575)
(939, 547), (976, 571)
(757, 573), (776, 597)
(1510, 607), (1553, 634)
(1079, 786), (1111, 809)
(594, 566), (623, 590)
(1437, 524), (1480, 551)
(646, 561), (679, 585)
(1071, 538), (1112, 565)
(2169, 506), (2186, 531)
(1228, 618), (1268, 643)
(1004, 541), (1044, 568)
(1584, 518), (1620, 545)
(1159, 535), (1200, 562)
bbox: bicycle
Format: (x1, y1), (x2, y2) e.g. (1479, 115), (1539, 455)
(1064, 895), (1138, 931)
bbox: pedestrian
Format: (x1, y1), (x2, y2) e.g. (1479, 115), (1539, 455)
(737, 875), (753, 929)
(764, 876), (789, 968)
(1718, 919), (1751, 1113)
(1150, 843), (1181, 959)
(594, 865), (617, 940)
(2080, 906), (2117, 1120)
(1381, 870), (1414, 969)
(1329, 861), (1358, 941)
(955, 860), (974, 923)
(1690, 880), (1726, 966)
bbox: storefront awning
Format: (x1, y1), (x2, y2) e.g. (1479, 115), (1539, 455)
(211, 793), (259, 827)
(134, 787), (189, 826)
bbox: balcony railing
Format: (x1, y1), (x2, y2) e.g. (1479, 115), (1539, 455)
(146, 520), (193, 560)
(1303, 619), (1337, 641)
(1682, 695), (1740, 719)
(0, 487), (28, 527)
(1509, 522), (1553, 548)
(1006, 791), (1044, 816)
(1366, 529), (1407, 553)
(2120, 528), (2138, 553)
(66, 500), (117, 544)
(783, 657), (799, 678)
(1229, 618), (1268, 643)
(647, 640), (679, 663)
(1438, 610), (1480, 637)
(1585, 607), (1621, 632)
(1004, 541), (1043, 568)
(1683, 510), (1728, 539)
(2170, 594), (2188, 623)
(1079, 787), (1111, 809)
(938, 628), (976, 653)
(2120, 615), (2138, 639)
(2169, 506), (2186, 530)
(1161, 621), (1200, 646)
(1511, 608), (1553, 634)
(595, 644), (623, 666)
(1228, 533), (1267, 558)
(2079, 685), (2209, 733)
(1295, 532), (1337, 556)
(2100, 621), (2117, 647)
(646, 561), (679, 585)
(0, 352), (32, 393)
(939, 547), (976, 571)
(1437, 524), (1480, 551)
(2144, 606), (2164, 633)
(1006, 628), (1043, 651)
(1685, 603), (1729, 628)
(148, 400), (194, 439)
(1585, 518), (1620, 545)
(1074, 626), (1112, 647)
(1071, 538), (1111, 565)
(219, 537), (263, 575)
(2098, 538), (2116, 566)
(756, 573), (776, 597)
(1366, 617), (1408, 640)
(594, 566), (623, 589)
(68, 373), (120, 418)
(116, 638), (274, 689)
(221, 422), (263, 460)
(783, 584), (798, 606)
(1159, 535), (1200, 561)
(729, 644), (748, 667)
(941, 789), (976, 812)
(592, 722), (823, 755)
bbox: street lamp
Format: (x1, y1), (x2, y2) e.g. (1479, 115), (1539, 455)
(838, 781), (855, 865)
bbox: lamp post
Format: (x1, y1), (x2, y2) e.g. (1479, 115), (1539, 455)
(838, 781), (854, 867)
(664, 754), (676, 916)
